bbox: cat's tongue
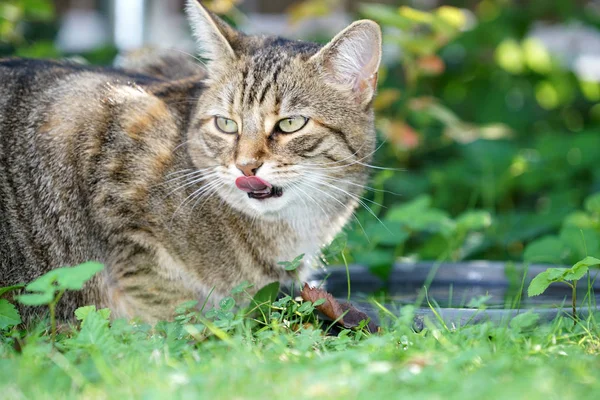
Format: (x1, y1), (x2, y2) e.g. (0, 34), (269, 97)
(235, 176), (272, 193)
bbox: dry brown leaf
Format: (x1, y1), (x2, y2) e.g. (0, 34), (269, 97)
(300, 283), (379, 333)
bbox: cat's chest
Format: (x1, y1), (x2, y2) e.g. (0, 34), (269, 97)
(271, 216), (336, 276)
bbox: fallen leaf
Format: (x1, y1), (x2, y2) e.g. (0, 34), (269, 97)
(300, 283), (379, 333)
(300, 284), (343, 320)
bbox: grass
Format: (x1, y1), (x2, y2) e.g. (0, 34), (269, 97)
(1, 290), (600, 400)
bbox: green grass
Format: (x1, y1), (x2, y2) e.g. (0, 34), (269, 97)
(1, 298), (600, 400)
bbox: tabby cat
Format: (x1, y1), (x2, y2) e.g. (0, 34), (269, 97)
(0, 0), (382, 322)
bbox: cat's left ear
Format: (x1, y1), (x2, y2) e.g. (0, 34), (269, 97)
(312, 20), (382, 105)
(186, 0), (239, 70)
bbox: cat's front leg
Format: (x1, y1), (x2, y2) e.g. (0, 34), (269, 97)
(100, 244), (202, 322)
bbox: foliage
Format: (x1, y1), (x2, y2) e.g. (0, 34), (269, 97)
(528, 256), (600, 297)
(306, 1), (600, 274)
(0, 300), (21, 330)
(1, 275), (600, 399)
(15, 262), (104, 344)
(17, 262), (104, 306)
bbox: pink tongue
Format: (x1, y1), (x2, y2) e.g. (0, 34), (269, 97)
(235, 176), (272, 193)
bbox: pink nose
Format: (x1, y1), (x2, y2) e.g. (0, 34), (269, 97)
(236, 161), (263, 176)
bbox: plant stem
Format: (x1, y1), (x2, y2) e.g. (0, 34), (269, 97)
(50, 289), (66, 347)
(342, 251), (351, 302)
(572, 280), (578, 326)
(49, 302), (56, 347)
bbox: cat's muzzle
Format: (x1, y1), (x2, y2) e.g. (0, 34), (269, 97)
(247, 185), (283, 200)
(235, 176), (283, 200)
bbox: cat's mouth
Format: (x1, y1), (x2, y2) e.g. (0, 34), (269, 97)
(235, 176), (283, 200)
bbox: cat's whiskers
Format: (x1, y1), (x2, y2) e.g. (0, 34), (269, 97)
(302, 173), (391, 235)
(308, 173), (401, 196)
(303, 172), (384, 208)
(301, 138), (403, 173)
(301, 137), (385, 168)
(162, 170), (220, 203)
(169, 176), (224, 224)
(165, 168), (193, 177)
(297, 179), (368, 239)
(191, 179), (227, 213)
(284, 181), (334, 229)
(163, 166), (218, 181)
(304, 158), (404, 173)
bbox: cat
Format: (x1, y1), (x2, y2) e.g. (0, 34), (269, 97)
(0, 0), (382, 322)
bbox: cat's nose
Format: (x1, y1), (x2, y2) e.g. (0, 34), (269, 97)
(236, 160), (263, 176)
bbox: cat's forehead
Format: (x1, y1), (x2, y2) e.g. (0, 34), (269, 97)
(239, 35), (322, 63)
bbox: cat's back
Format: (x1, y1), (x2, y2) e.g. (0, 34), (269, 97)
(0, 58), (176, 288)
(0, 58), (161, 109)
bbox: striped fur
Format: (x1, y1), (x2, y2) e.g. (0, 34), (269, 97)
(0, 1), (381, 322)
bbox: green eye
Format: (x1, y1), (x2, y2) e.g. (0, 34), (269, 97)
(215, 116), (238, 134)
(277, 116), (308, 133)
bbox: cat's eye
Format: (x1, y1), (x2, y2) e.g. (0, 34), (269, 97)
(215, 116), (238, 134)
(277, 116), (308, 134)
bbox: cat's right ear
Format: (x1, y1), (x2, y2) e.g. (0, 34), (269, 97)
(186, 0), (238, 68)
(311, 20), (382, 106)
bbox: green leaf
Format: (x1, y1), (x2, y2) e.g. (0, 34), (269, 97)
(523, 236), (568, 264)
(0, 299), (21, 330)
(98, 308), (111, 320)
(510, 312), (540, 332)
(559, 227), (600, 264)
(231, 281), (252, 294)
(323, 233), (347, 258)
(564, 256), (600, 281)
(564, 211), (598, 230)
(386, 195), (432, 222)
(24, 262), (104, 296)
(528, 272), (551, 297)
(528, 267), (569, 297)
(25, 271), (59, 293)
(572, 255), (600, 268)
(278, 254), (305, 271)
(585, 192), (600, 215)
(75, 305), (97, 321)
(0, 284), (25, 298)
(219, 297), (235, 311)
(546, 268), (567, 280)
(17, 292), (55, 306)
(456, 211), (492, 231)
(297, 301), (314, 314)
(365, 221), (409, 246)
(71, 309), (115, 349)
(175, 300), (199, 314)
(74, 306), (111, 327)
(354, 249), (395, 268)
(53, 262), (104, 290)
(250, 282), (280, 317)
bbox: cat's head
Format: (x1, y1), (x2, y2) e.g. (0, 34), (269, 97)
(184, 0), (381, 221)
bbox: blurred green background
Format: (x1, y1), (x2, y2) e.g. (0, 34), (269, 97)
(2, 0), (600, 277)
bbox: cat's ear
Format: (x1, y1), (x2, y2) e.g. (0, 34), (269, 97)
(186, 0), (238, 67)
(312, 20), (382, 105)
